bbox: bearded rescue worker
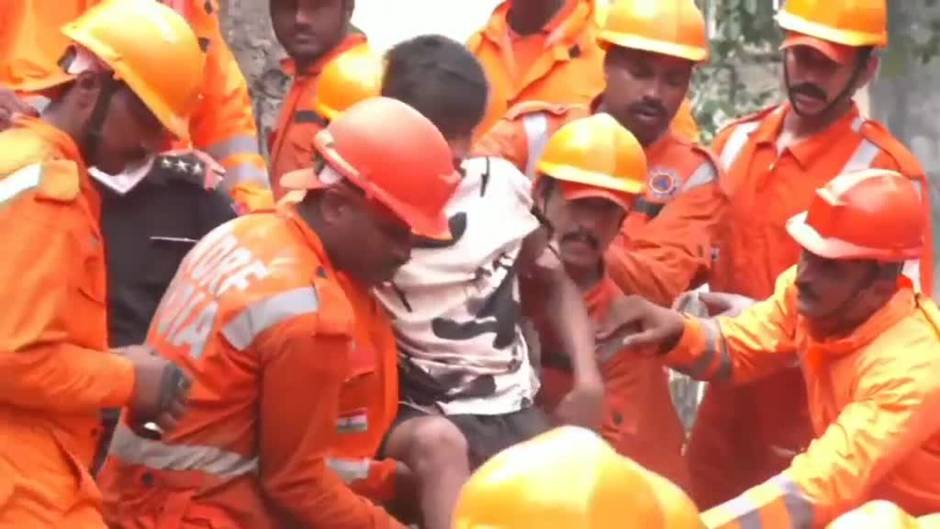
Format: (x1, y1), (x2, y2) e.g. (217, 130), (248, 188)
(0, 2), (201, 527)
(97, 97), (459, 529)
(451, 426), (702, 529)
(692, 0), (933, 508)
(0, 0), (273, 213)
(532, 115), (689, 488)
(603, 169), (940, 527)
(477, 0), (724, 306)
(269, 0), (375, 198)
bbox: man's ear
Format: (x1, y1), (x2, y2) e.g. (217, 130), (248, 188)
(860, 53), (880, 87)
(317, 187), (352, 226)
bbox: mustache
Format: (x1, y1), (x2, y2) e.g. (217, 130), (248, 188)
(561, 230), (600, 250)
(790, 83), (828, 103)
(628, 98), (667, 117)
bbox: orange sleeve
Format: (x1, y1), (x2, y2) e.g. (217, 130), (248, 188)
(0, 197), (135, 412)
(703, 316), (940, 528)
(606, 167), (726, 306)
(328, 457), (399, 504)
(664, 266), (799, 385)
(472, 117), (530, 172)
(257, 316), (405, 529)
(182, 0), (272, 211)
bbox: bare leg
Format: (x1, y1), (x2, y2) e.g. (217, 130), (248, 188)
(383, 416), (470, 529)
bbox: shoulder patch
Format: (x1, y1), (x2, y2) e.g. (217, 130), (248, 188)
(859, 120), (926, 178)
(504, 100), (584, 120)
(36, 159), (81, 202)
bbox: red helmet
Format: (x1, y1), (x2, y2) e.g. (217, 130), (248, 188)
(281, 97), (460, 239)
(786, 169), (924, 262)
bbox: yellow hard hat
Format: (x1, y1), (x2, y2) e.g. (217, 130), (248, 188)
(314, 43), (384, 122)
(597, 0), (709, 63)
(776, 0), (888, 48)
(61, 0), (205, 139)
(826, 501), (920, 529)
(452, 427), (702, 529)
(536, 113), (647, 210)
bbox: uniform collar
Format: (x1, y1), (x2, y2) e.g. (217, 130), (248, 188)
(281, 203), (340, 276)
(752, 102), (861, 170)
(280, 33), (367, 78)
(800, 285), (916, 362)
(483, 0), (590, 48)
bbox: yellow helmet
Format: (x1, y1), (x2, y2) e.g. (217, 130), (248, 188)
(314, 43), (384, 122)
(776, 0), (888, 48)
(536, 113), (647, 210)
(61, 0), (205, 139)
(452, 427), (702, 529)
(597, 0), (709, 63)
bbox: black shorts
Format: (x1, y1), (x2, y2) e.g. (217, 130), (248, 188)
(390, 404), (551, 469)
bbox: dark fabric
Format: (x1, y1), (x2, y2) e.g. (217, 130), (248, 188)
(93, 170), (235, 473)
(389, 404), (551, 469)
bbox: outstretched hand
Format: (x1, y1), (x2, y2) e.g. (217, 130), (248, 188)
(595, 295), (686, 356)
(673, 290), (756, 318)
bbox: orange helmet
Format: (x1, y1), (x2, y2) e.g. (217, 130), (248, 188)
(314, 43), (384, 122)
(826, 501), (920, 529)
(776, 0), (888, 48)
(786, 169), (924, 262)
(280, 97), (459, 239)
(597, 0), (709, 63)
(61, 0), (205, 139)
(452, 427), (702, 529)
(536, 113), (648, 210)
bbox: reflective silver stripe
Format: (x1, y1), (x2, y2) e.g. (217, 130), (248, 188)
(221, 162), (271, 190)
(719, 121), (760, 171)
(682, 161), (718, 192)
(222, 287), (320, 350)
(327, 458), (371, 483)
(851, 115), (865, 133)
(707, 492), (764, 529)
(522, 113), (550, 178)
(109, 423), (258, 478)
(769, 474), (815, 529)
(206, 134), (261, 162)
(0, 164), (42, 204)
(839, 139), (880, 174)
(681, 319), (732, 381)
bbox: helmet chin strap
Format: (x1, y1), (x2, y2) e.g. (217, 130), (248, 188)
(80, 73), (119, 166)
(784, 48), (870, 119)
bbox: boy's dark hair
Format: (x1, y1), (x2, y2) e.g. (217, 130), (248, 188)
(381, 34), (489, 140)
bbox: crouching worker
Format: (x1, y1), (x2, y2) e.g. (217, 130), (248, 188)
(452, 426), (702, 529)
(602, 169), (940, 527)
(97, 97), (461, 529)
(532, 114), (689, 489)
(0, 2), (202, 527)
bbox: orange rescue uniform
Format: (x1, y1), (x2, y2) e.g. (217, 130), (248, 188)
(0, 116), (136, 528)
(328, 272), (402, 504)
(468, 0), (605, 137)
(689, 102), (934, 508)
(0, 0), (272, 211)
(539, 275), (689, 489)
(475, 101), (724, 305)
(268, 34), (366, 200)
(664, 267), (940, 528)
(98, 208), (405, 529)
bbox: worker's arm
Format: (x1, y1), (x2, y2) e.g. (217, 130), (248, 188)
(519, 227), (604, 428)
(607, 168), (727, 306)
(183, 0), (273, 212)
(258, 315), (406, 529)
(0, 199), (135, 412)
(703, 332), (940, 529)
(663, 266), (799, 384)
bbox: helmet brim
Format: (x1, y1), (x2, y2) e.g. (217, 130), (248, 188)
(786, 212), (919, 262)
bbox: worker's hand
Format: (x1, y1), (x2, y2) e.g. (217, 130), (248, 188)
(596, 295), (685, 356)
(114, 345), (191, 434)
(0, 87), (37, 131)
(673, 290), (756, 318)
(155, 149), (226, 190)
(554, 378), (604, 429)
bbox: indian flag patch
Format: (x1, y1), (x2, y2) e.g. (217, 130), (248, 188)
(336, 408), (368, 434)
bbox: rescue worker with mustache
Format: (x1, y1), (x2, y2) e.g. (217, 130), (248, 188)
(689, 0), (932, 509)
(601, 169), (940, 528)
